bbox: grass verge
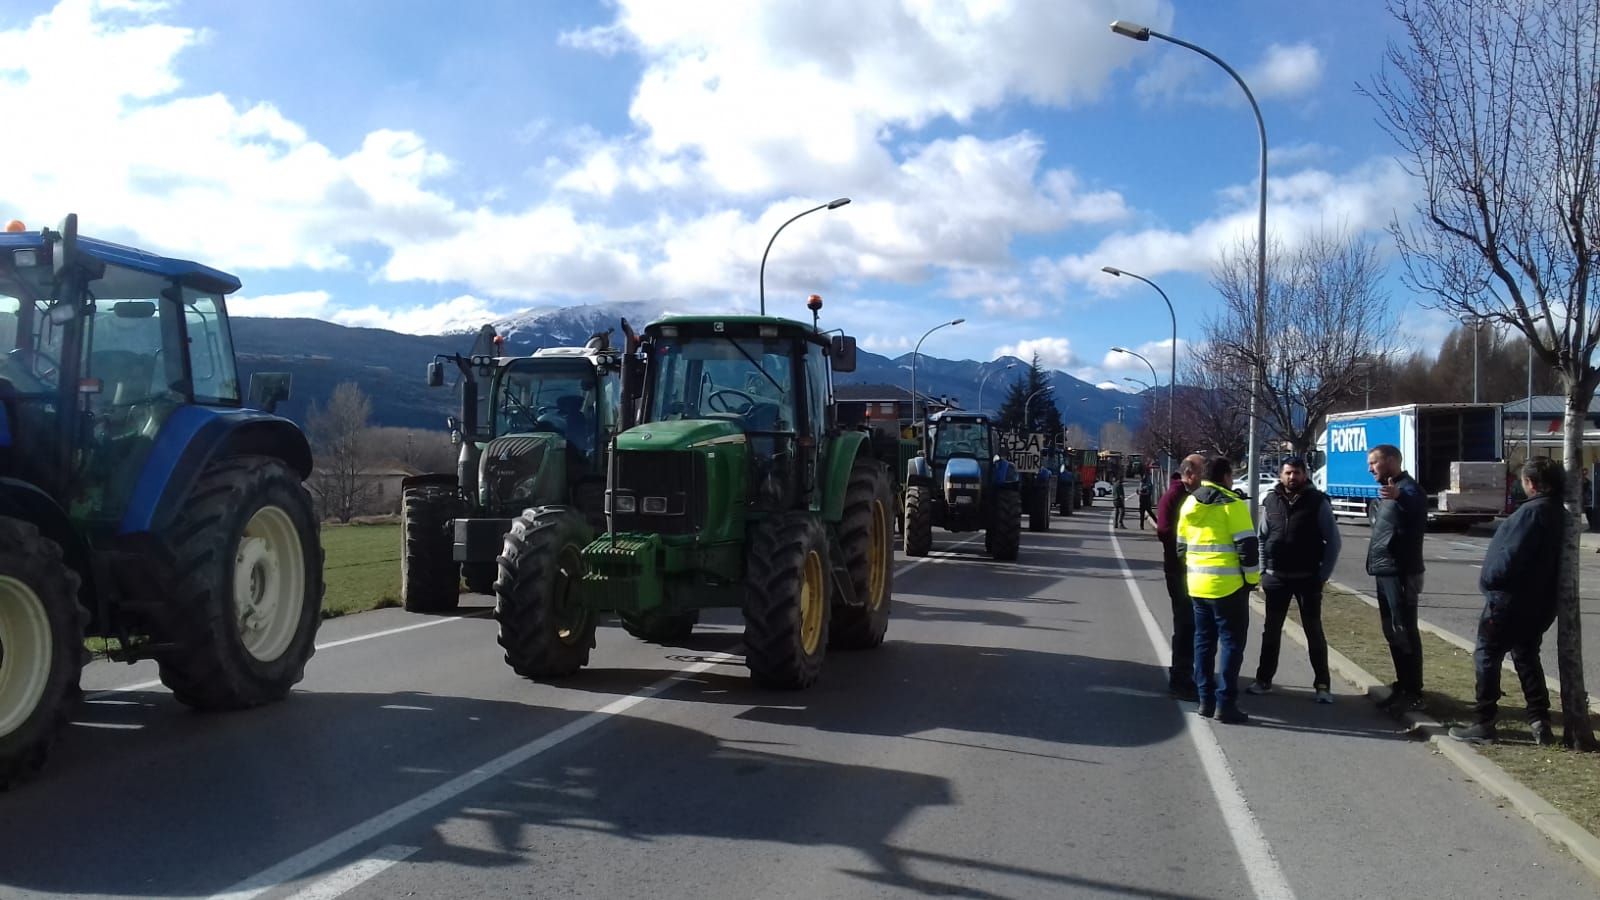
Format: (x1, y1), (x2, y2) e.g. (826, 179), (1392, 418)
(320, 522), (403, 618)
(1315, 585), (1600, 836)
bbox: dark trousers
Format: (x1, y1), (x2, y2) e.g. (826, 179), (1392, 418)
(1472, 601), (1556, 724)
(1194, 587), (1251, 707)
(1164, 549), (1194, 691)
(1139, 502), (1154, 530)
(1375, 574), (1425, 694)
(1255, 576), (1331, 690)
(1113, 498), (1126, 527)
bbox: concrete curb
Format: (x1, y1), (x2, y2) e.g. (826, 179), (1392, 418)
(1249, 594), (1600, 881)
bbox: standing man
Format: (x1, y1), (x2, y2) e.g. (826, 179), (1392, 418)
(1247, 457), (1341, 703)
(1137, 475), (1156, 530)
(1177, 456), (1260, 724)
(1157, 455), (1205, 702)
(1366, 443), (1428, 711)
(1449, 459), (1566, 745)
(1112, 477), (1127, 528)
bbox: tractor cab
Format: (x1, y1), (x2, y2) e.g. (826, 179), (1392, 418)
(904, 410), (1021, 558)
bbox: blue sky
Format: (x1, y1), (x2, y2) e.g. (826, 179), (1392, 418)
(0, 0), (1450, 391)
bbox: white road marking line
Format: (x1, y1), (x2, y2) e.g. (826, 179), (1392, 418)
(278, 845), (419, 900)
(1107, 522), (1296, 900)
(86, 612), (493, 700)
(206, 652), (741, 900)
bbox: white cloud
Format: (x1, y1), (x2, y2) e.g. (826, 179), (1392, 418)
(328, 294), (516, 335)
(229, 290), (331, 319)
(993, 336), (1076, 369)
(981, 296), (1046, 318)
(1136, 40), (1323, 106)
(1252, 43), (1324, 98)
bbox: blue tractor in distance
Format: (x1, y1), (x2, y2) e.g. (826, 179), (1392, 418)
(903, 411), (1021, 560)
(0, 215), (323, 787)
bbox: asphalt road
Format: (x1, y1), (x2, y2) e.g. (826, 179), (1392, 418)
(1, 511), (1593, 899)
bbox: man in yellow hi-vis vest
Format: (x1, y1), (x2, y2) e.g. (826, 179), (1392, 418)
(1176, 456), (1261, 724)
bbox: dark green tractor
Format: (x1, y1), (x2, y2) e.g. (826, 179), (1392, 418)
(493, 313), (895, 689)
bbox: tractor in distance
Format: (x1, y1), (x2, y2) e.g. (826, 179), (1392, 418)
(903, 410), (1022, 560)
(0, 215), (323, 787)
(492, 299), (897, 689)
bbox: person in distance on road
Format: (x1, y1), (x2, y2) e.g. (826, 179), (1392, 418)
(1177, 455), (1260, 724)
(1157, 455), (1206, 702)
(1449, 459), (1566, 746)
(1366, 443), (1429, 713)
(1137, 474), (1155, 530)
(1246, 457), (1341, 704)
(1112, 476), (1127, 528)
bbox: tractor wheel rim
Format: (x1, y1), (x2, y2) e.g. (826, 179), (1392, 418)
(234, 505), (305, 662)
(0, 576), (53, 739)
(867, 498), (888, 611)
(555, 543), (588, 646)
(799, 549), (824, 656)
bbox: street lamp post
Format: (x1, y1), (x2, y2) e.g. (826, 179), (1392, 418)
(978, 362), (1018, 413)
(1102, 268), (1178, 484)
(911, 318), (965, 449)
(1123, 376), (1153, 391)
(758, 197), (850, 315)
(1112, 20), (1268, 522)
(1112, 345), (1162, 476)
(1024, 387), (1051, 433)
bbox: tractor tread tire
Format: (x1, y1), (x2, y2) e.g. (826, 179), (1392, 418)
(157, 456), (324, 710)
(831, 459), (894, 650)
(1028, 483), (1051, 532)
(495, 507), (595, 679)
(990, 488), (1022, 561)
(0, 517), (87, 790)
(904, 484), (933, 557)
(742, 513), (829, 689)
(402, 485), (462, 612)
(620, 609), (699, 643)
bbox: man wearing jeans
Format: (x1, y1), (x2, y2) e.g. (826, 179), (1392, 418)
(1247, 457), (1341, 703)
(1177, 456), (1260, 724)
(1157, 455), (1206, 701)
(1366, 443), (1428, 711)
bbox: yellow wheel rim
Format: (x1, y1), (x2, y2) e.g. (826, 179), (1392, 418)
(866, 498), (888, 611)
(0, 576), (53, 739)
(799, 549), (824, 656)
(554, 543), (588, 646)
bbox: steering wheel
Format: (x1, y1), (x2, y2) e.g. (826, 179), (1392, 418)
(707, 388), (756, 414)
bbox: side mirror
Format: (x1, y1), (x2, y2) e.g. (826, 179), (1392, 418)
(830, 334), (857, 373)
(427, 361), (445, 387)
(247, 372), (292, 413)
(51, 213), (77, 276)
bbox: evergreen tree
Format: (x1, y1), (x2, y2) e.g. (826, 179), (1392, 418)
(994, 354), (1064, 437)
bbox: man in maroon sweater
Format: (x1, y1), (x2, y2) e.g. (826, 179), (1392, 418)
(1157, 454), (1206, 701)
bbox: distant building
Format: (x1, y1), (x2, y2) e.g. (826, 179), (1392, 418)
(1502, 395), (1600, 469)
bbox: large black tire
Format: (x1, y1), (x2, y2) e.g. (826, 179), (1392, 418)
(495, 507), (596, 678)
(989, 488), (1022, 561)
(904, 484), (933, 557)
(157, 457), (324, 710)
(831, 459), (894, 650)
(402, 484), (461, 612)
(463, 563), (497, 596)
(742, 513), (830, 689)
(1028, 482), (1051, 532)
(619, 609), (699, 643)
(0, 517), (87, 790)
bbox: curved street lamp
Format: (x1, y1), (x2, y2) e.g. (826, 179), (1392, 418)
(977, 362), (1018, 413)
(1124, 376), (1153, 391)
(1111, 19), (1268, 520)
(759, 197), (850, 315)
(911, 318), (965, 446)
(1103, 267), (1178, 476)
(1023, 387), (1054, 433)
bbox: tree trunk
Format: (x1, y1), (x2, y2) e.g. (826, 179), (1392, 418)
(1560, 388), (1598, 749)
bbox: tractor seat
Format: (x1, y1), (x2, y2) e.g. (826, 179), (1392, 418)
(744, 401), (783, 432)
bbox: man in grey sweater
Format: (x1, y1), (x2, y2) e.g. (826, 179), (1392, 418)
(1247, 457), (1342, 703)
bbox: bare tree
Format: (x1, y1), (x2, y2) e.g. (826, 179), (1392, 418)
(1063, 423), (1095, 449)
(364, 426), (456, 475)
(1098, 421), (1132, 453)
(307, 382), (377, 523)
(1203, 229), (1398, 455)
(1366, 0), (1600, 747)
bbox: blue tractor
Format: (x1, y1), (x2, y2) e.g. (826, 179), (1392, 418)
(0, 215), (323, 787)
(902, 411), (1021, 560)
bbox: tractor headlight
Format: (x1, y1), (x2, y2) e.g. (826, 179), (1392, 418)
(613, 493), (636, 513)
(642, 496), (668, 514)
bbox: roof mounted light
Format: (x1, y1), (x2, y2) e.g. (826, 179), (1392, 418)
(4, 220), (25, 233)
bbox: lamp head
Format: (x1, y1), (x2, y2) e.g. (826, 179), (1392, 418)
(826, 197), (851, 209)
(1101, 265), (1123, 276)
(1110, 20), (1151, 41)
(1111, 346), (1128, 354)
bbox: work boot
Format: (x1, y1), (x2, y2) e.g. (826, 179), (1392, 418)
(1531, 720), (1556, 747)
(1216, 704), (1250, 725)
(1448, 721), (1496, 744)
(1199, 699), (1216, 719)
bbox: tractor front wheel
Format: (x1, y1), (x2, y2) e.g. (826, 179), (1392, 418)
(619, 609), (699, 643)
(495, 507), (596, 678)
(742, 513), (830, 689)
(0, 517), (86, 790)
(158, 457), (324, 710)
(1028, 482), (1051, 533)
(989, 488), (1022, 561)
(402, 484), (462, 612)
(904, 484), (933, 557)
(831, 459), (894, 650)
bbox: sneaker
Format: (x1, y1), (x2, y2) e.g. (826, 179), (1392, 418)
(1448, 721), (1497, 744)
(1245, 681), (1273, 696)
(1531, 720), (1556, 747)
(1314, 689), (1334, 704)
(1199, 700), (1216, 719)
(1217, 704), (1251, 725)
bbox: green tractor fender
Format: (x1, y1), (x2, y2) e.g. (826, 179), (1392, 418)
(818, 430), (870, 522)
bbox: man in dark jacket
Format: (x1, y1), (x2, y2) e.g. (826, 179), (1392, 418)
(1112, 477), (1127, 528)
(1157, 455), (1206, 701)
(1449, 459), (1566, 745)
(1366, 443), (1429, 710)
(1247, 457), (1341, 703)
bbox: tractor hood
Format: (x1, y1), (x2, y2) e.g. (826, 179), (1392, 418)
(617, 419), (746, 452)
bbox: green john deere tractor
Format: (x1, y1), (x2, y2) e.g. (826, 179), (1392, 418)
(493, 311), (896, 689)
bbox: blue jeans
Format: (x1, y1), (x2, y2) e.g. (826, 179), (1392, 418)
(1194, 587), (1251, 707)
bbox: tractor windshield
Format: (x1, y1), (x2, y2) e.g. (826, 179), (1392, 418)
(647, 335), (795, 432)
(932, 421), (990, 462)
(0, 296), (65, 395)
(494, 362), (600, 457)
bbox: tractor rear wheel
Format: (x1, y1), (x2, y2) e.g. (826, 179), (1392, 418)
(495, 507), (596, 678)
(904, 484), (933, 557)
(831, 459), (893, 650)
(619, 609), (699, 643)
(989, 488), (1022, 561)
(742, 513), (830, 689)
(158, 457), (324, 710)
(463, 563), (497, 596)
(0, 517), (86, 790)
(402, 484), (462, 612)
